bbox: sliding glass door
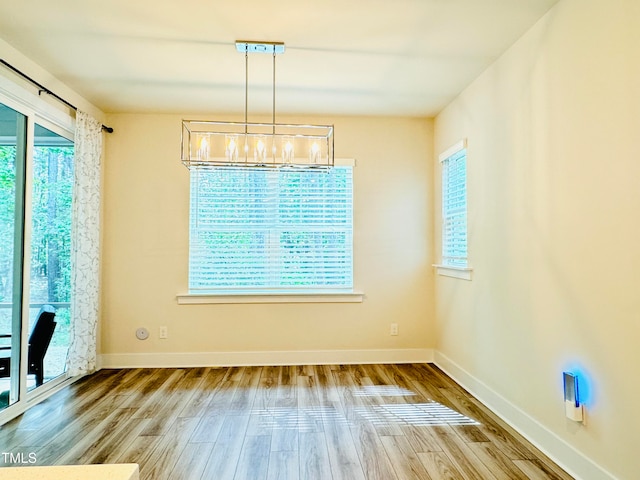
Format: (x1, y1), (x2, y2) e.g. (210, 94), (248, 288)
(28, 124), (74, 388)
(0, 98), (74, 412)
(0, 104), (27, 410)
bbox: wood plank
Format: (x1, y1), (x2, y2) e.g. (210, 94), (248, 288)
(139, 417), (201, 480)
(271, 426), (299, 453)
(79, 417), (150, 465)
(467, 442), (530, 480)
(360, 364), (390, 387)
(332, 369), (364, 426)
(169, 442), (214, 480)
(270, 374), (299, 452)
(253, 367), (279, 411)
(451, 425), (490, 443)
(119, 368), (178, 410)
(96, 418), (152, 464)
(246, 408), (276, 437)
(385, 364), (431, 403)
(234, 434), (271, 480)
(424, 365), (471, 394)
(132, 369), (186, 420)
(299, 431), (332, 480)
(313, 364), (341, 405)
(203, 372), (242, 415)
(360, 377), (407, 436)
(409, 378), (455, 406)
(229, 366), (262, 412)
(199, 414), (250, 479)
(323, 418), (365, 480)
(512, 458), (575, 480)
(430, 425), (499, 480)
(56, 407), (139, 465)
(349, 364), (368, 387)
(349, 422), (398, 480)
(418, 452), (465, 480)
(267, 450), (299, 480)
(262, 365), (281, 379)
(139, 368), (205, 436)
(190, 414), (225, 443)
(280, 365), (297, 386)
(297, 374), (324, 433)
(402, 424), (443, 453)
(380, 434), (432, 480)
(114, 433), (163, 471)
(178, 367), (228, 418)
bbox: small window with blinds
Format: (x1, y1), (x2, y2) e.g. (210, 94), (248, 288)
(189, 167), (353, 293)
(441, 143), (468, 268)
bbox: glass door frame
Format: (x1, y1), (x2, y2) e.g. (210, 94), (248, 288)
(0, 79), (75, 423)
(2, 99), (28, 411)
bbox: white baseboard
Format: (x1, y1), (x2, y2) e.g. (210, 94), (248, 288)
(433, 351), (617, 480)
(99, 348), (434, 369)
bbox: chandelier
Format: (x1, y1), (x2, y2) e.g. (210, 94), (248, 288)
(182, 41), (334, 169)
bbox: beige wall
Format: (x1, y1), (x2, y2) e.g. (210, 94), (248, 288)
(434, 0), (640, 478)
(101, 114), (435, 361)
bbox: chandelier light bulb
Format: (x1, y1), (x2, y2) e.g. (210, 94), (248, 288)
(225, 135), (239, 162)
(309, 141), (320, 164)
(255, 137), (267, 163)
(283, 139), (294, 163)
(198, 135), (210, 160)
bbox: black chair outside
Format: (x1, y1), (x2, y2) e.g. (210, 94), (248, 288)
(0, 304), (57, 387)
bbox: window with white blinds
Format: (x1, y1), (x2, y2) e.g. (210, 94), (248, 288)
(441, 147), (468, 267)
(189, 167), (353, 293)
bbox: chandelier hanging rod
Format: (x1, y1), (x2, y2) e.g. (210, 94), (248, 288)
(236, 41), (284, 133)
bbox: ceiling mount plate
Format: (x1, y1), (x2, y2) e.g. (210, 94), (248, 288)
(236, 41), (285, 54)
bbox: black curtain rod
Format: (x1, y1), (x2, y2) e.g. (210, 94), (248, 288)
(0, 58), (113, 133)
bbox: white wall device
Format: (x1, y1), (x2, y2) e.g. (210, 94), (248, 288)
(563, 371), (584, 422)
(136, 327), (149, 340)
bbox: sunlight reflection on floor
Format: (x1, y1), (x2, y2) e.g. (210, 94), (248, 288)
(249, 390), (480, 431)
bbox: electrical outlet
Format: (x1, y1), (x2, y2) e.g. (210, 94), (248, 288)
(159, 326), (168, 339)
(390, 323), (398, 336)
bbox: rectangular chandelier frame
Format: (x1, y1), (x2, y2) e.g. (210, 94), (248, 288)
(181, 119), (334, 169)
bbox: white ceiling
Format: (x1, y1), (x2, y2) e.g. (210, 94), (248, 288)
(0, 0), (559, 117)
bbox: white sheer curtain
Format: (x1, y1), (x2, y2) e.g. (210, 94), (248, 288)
(66, 111), (102, 377)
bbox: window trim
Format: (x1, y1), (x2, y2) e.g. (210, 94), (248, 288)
(434, 139), (472, 280)
(176, 291), (364, 305)
(185, 159), (357, 296)
(433, 264), (473, 281)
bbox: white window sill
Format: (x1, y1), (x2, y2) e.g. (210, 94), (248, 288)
(433, 264), (473, 281)
(177, 291), (364, 305)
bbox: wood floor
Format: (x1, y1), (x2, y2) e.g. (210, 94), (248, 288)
(0, 364), (573, 479)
